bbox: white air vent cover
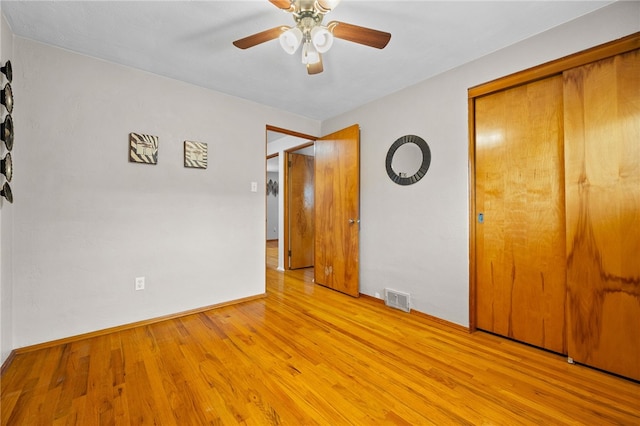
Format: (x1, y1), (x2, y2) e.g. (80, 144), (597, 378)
(384, 288), (411, 312)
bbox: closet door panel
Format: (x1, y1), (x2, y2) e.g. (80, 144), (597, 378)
(564, 49), (640, 381)
(476, 76), (567, 353)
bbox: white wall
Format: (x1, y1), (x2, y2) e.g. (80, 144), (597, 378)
(9, 37), (320, 349)
(0, 11), (14, 364)
(322, 1), (640, 327)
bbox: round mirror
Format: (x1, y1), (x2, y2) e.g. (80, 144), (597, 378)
(1, 152), (11, 182)
(385, 135), (431, 185)
(1, 61), (12, 83)
(1, 182), (12, 203)
(2, 114), (13, 151)
(391, 142), (423, 177)
(2, 83), (13, 114)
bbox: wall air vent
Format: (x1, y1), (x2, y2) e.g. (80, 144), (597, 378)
(384, 288), (411, 312)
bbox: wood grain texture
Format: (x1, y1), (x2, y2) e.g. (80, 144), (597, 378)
(328, 21), (391, 49)
(564, 49), (640, 381)
(2, 241), (638, 425)
(314, 124), (360, 297)
(289, 153), (315, 269)
(232, 27), (287, 49)
(268, 0), (293, 10)
(475, 76), (567, 354)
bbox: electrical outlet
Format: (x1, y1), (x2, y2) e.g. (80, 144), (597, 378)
(251, 181), (258, 192)
(375, 292), (381, 299)
(135, 276), (145, 291)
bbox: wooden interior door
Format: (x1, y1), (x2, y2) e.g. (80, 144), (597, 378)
(564, 49), (640, 381)
(314, 124), (360, 297)
(475, 76), (568, 354)
(288, 152), (315, 269)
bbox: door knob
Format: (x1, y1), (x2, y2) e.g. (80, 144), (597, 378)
(348, 219), (360, 224)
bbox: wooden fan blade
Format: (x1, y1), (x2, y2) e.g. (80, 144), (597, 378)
(269, 0), (293, 10)
(233, 26), (288, 49)
(328, 21), (391, 49)
(307, 55), (323, 75)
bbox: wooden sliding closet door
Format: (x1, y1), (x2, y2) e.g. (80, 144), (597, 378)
(564, 49), (640, 381)
(475, 76), (567, 354)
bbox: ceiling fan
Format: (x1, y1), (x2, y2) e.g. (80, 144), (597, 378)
(232, 0), (391, 75)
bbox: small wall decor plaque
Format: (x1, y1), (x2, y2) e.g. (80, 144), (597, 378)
(184, 140), (207, 169)
(129, 133), (158, 164)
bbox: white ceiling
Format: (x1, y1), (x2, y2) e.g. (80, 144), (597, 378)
(2, 1), (613, 121)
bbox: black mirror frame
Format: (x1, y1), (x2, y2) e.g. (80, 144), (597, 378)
(385, 134), (431, 186)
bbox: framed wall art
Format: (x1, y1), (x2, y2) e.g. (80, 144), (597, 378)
(184, 140), (207, 169)
(129, 132), (158, 164)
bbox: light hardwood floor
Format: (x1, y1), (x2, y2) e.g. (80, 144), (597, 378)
(1, 241), (639, 425)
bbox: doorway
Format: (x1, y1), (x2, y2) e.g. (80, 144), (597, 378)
(265, 126), (316, 271)
(265, 124), (362, 298)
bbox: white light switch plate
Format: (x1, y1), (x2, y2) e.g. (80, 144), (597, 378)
(135, 276), (145, 291)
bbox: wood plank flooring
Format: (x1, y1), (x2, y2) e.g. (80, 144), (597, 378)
(1, 241), (639, 425)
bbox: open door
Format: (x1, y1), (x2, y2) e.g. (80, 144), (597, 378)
(288, 152), (315, 269)
(314, 124), (360, 297)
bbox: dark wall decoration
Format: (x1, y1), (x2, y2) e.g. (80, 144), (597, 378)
(1, 115), (13, 151)
(129, 133), (159, 164)
(1, 181), (12, 203)
(385, 134), (431, 186)
(1, 152), (11, 182)
(1, 60), (12, 204)
(1, 83), (12, 114)
(266, 179), (279, 197)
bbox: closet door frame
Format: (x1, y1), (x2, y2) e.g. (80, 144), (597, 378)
(468, 32), (640, 332)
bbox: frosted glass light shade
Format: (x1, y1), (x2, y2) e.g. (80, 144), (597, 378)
(311, 26), (333, 53)
(301, 42), (320, 64)
(279, 27), (303, 54)
(316, 0), (341, 12)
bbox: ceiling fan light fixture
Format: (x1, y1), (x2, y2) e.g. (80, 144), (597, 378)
(301, 41), (320, 65)
(311, 26), (333, 53)
(279, 27), (303, 54)
(315, 0), (341, 13)
(234, 0), (390, 75)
